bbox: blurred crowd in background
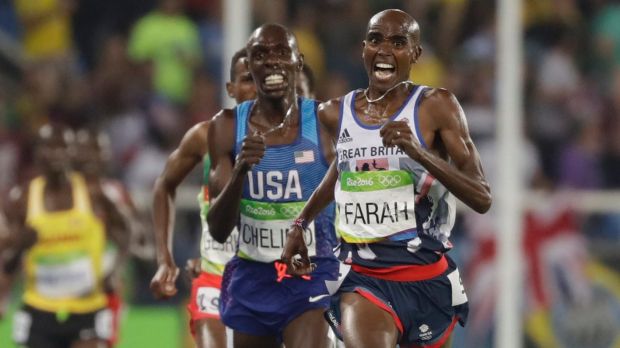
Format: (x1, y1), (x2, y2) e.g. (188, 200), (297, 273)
(0, 0), (619, 347)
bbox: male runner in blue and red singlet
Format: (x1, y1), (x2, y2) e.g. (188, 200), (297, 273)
(206, 24), (339, 348)
(283, 9), (492, 348)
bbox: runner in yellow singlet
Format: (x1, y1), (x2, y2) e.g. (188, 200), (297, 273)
(1, 124), (128, 348)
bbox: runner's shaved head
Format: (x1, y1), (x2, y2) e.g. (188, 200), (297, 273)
(367, 9), (420, 45)
(246, 23), (301, 54)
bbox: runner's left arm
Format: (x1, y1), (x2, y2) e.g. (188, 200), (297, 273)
(281, 98), (340, 275)
(380, 88), (492, 213)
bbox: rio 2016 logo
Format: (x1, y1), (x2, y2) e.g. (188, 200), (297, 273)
(346, 177), (374, 187)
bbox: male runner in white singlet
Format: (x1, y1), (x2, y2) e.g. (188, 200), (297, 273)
(283, 9), (492, 348)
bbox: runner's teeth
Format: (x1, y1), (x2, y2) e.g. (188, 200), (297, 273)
(265, 74), (284, 85)
(376, 63), (394, 69)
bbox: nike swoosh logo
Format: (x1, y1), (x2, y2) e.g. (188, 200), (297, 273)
(308, 294), (330, 303)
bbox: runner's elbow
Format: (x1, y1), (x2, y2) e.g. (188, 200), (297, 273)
(473, 189), (492, 214)
(209, 229), (229, 244)
(206, 212), (229, 243)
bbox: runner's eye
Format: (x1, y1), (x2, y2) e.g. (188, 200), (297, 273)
(277, 48), (291, 57)
(367, 34), (382, 45)
(253, 50), (265, 60)
(393, 40), (406, 48)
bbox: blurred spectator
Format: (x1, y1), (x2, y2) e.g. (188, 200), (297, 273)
(461, 64), (495, 144)
(0, 0), (20, 39)
(524, 0), (582, 31)
(186, 71), (220, 125)
(195, 1), (224, 84)
(298, 63), (317, 99)
(434, 0), (469, 62)
(409, 45), (446, 88)
(91, 35), (146, 116)
(128, 0), (201, 104)
(558, 120), (604, 189)
(72, 0), (156, 71)
(319, 0), (369, 90)
(538, 28), (581, 102)
(14, 0), (75, 61)
(529, 26), (582, 181)
(292, 3), (326, 81)
(320, 71), (351, 101)
(253, 0), (287, 23)
(592, 2), (620, 88)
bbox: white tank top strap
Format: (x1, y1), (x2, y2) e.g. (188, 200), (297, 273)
(409, 85), (429, 148)
(70, 173), (93, 214)
(26, 177), (45, 219)
(338, 90), (358, 135)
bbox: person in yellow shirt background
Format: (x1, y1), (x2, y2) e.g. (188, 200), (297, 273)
(14, 0), (75, 61)
(1, 124), (128, 348)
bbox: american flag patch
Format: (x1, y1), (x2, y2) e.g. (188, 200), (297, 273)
(294, 150), (315, 164)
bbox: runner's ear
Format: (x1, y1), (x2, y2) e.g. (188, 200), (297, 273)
(297, 53), (305, 71)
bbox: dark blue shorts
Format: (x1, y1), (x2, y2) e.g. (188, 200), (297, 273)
(220, 256), (339, 338)
(325, 255), (468, 347)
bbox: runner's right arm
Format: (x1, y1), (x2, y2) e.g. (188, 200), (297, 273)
(0, 186), (36, 317)
(206, 110), (266, 243)
(150, 122), (208, 299)
(2, 186), (35, 275)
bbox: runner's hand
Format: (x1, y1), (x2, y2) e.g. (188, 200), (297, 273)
(150, 262), (179, 299)
(281, 225), (315, 276)
(235, 133), (266, 173)
(185, 258), (202, 279)
(380, 120), (422, 161)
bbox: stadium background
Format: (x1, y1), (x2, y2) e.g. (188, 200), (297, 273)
(0, 0), (619, 347)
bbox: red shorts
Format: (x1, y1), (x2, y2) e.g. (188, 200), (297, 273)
(187, 272), (223, 329)
(106, 292), (122, 346)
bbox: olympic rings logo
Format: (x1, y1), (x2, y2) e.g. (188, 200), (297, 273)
(378, 175), (402, 187)
(280, 206), (302, 216)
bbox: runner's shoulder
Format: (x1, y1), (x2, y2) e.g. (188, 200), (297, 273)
(318, 97), (342, 133)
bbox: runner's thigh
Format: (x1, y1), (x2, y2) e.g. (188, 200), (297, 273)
(283, 308), (330, 348)
(340, 292), (398, 348)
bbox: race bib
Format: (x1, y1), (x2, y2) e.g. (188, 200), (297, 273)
(336, 170), (416, 242)
(35, 255), (96, 298)
(238, 199), (316, 262)
(12, 310), (31, 344)
(94, 309), (113, 340)
(201, 227), (238, 266)
(196, 287), (220, 315)
(447, 268), (468, 306)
